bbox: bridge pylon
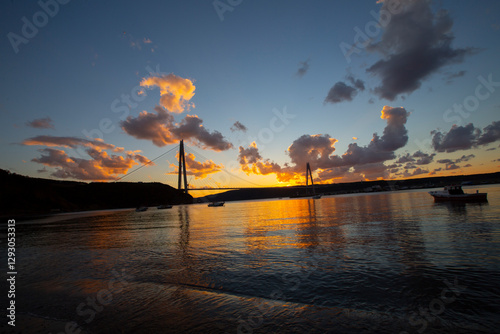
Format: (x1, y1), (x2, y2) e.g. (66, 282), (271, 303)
(178, 140), (188, 194)
(306, 162), (315, 195)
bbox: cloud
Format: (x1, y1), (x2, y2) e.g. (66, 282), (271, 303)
(23, 135), (116, 151)
(238, 142), (262, 165)
(121, 106), (176, 147)
(321, 106), (409, 169)
(367, 0), (476, 100)
(444, 70), (466, 83)
(126, 150), (154, 165)
(26, 117), (54, 129)
(456, 154), (475, 163)
(32, 148), (138, 181)
(396, 153), (413, 164)
(23, 136), (152, 181)
(477, 121), (500, 145)
(231, 121), (248, 132)
(347, 75), (365, 91)
(316, 166), (352, 182)
(431, 121), (500, 152)
(445, 163), (460, 170)
(121, 33), (156, 52)
(287, 134), (339, 171)
(170, 115), (233, 151)
(353, 162), (390, 180)
(121, 107), (233, 151)
(325, 82), (357, 104)
(324, 75), (365, 104)
(238, 106), (410, 183)
(396, 150), (435, 165)
(140, 74), (195, 113)
(432, 123), (478, 153)
(403, 167), (429, 177)
(237, 142), (290, 181)
(412, 151), (435, 165)
(168, 153), (224, 179)
(436, 154), (475, 170)
(377, 106), (410, 150)
(122, 73), (232, 151)
(296, 59), (310, 78)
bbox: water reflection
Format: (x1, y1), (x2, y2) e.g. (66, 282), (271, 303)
(10, 186), (500, 333)
(297, 199), (320, 249)
(177, 205), (190, 254)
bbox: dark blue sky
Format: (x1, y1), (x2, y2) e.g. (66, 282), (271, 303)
(1, 0), (499, 185)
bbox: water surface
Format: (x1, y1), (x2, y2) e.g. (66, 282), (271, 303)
(2, 185), (500, 333)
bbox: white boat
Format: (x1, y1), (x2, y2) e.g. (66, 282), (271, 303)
(429, 185), (487, 202)
(208, 201), (225, 207)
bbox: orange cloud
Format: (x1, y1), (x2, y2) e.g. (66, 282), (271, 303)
(23, 135), (115, 151)
(238, 142), (300, 184)
(24, 136), (152, 181)
(140, 74), (195, 113)
(32, 148), (137, 181)
(168, 153), (224, 179)
(237, 106), (412, 184)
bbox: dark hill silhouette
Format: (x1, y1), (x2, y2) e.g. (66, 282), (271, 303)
(2, 169), (499, 217)
(201, 171), (500, 202)
(0, 169), (192, 216)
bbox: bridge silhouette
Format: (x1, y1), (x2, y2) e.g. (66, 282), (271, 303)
(116, 140), (278, 193)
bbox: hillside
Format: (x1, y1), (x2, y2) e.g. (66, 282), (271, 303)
(0, 169), (192, 216)
(202, 171), (500, 202)
(2, 169), (499, 216)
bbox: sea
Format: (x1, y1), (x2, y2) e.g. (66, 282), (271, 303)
(1, 185), (499, 333)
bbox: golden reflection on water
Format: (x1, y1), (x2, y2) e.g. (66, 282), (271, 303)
(14, 186), (500, 334)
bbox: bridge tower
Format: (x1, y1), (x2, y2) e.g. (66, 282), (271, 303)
(178, 140), (188, 194)
(306, 162), (315, 195)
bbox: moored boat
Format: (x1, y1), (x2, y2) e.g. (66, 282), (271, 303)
(429, 185), (487, 202)
(208, 201), (225, 207)
(135, 206), (148, 212)
(157, 204), (173, 210)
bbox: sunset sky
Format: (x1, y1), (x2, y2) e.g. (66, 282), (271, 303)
(1, 0), (499, 189)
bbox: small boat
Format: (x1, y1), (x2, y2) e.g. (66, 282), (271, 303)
(312, 194), (322, 199)
(157, 204), (173, 210)
(135, 206), (148, 212)
(208, 201), (225, 207)
(429, 185), (487, 202)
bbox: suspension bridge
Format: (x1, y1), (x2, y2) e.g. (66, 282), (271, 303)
(116, 140), (272, 194)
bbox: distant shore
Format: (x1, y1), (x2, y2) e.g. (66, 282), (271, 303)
(203, 171), (500, 203)
(2, 168), (499, 217)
